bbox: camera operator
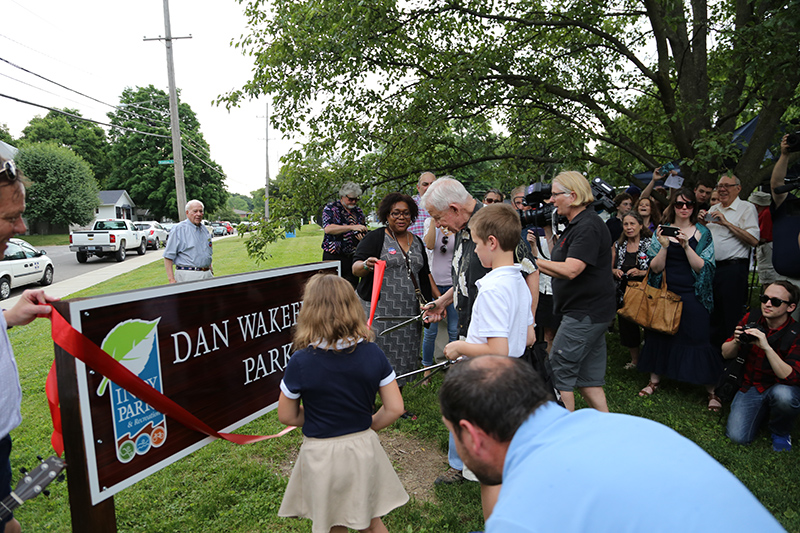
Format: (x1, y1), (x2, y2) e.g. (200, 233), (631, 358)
(722, 281), (800, 451)
(536, 171), (616, 413)
(770, 134), (800, 285)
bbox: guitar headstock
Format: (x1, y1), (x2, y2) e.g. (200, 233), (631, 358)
(13, 456), (66, 503)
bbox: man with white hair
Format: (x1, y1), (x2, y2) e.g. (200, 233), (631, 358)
(705, 174), (759, 346)
(422, 176), (538, 485)
(164, 199), (214, 283)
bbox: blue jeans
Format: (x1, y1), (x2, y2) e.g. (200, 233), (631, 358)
(726, 384), (800, 444)
(448, 431), (464, 470)
(422, 285), (459, 367)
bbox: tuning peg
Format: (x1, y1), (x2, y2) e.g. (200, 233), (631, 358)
(19, 467), (27, 475)
(36, 455), (43, 462)
(42, 489), (50, 497)
(56, 474), (65, 483)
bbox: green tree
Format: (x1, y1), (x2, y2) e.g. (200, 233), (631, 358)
(15, 143), (99, 227)
(224, 0), (800, 195)
(0, 124), (13, 145)
(19, 109), (112, 187)
(227, 193), (254, 211)
(107, 85), (228, 220)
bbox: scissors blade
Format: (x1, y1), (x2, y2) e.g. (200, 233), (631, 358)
(379, 313), (423, 336)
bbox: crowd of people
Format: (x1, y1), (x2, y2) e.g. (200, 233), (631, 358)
(305, 142), (800, 531)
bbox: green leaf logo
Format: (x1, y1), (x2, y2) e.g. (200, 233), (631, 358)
(96, 318), (161, 396)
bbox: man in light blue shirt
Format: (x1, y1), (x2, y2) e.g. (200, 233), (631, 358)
(439, 356), (786, 532)
(164, 199), (214, 283)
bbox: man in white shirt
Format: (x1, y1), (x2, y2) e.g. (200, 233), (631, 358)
(705, 174), (759, 346)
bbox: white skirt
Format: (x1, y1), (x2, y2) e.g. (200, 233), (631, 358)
(279, 429), (409, 532)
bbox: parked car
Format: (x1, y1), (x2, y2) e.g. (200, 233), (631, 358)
(162, 222), (177, 241)
(0, 238), (54, 299)
(69, 219), (146, 263)
(221, 221), (234, 234)
(210, 222), (228, 236)
(135, 221), (169, 249)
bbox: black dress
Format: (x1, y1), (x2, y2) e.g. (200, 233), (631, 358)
(637, 237), (722, 384)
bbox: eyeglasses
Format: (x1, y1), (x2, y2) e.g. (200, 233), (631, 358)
(346, 196), (359, 202)
(440, 234), (449, 253)
(389, 210), (411, 219)
(716, 183), (739, 189)
(484, 198), (499, 204)
(1, 160), (18, 182)
(550, 191), (571, 198)
(674, 201), (694, 209)
(760, 294), (793, 307)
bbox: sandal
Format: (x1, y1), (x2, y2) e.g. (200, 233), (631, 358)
(707, 393), (722, 413)
(624, 362), (637, 370)
(639, 381), (660, 397)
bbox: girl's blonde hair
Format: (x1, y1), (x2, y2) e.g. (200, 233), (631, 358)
(293, 273), (373, 349)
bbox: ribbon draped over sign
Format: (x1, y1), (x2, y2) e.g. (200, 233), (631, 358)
(44, 306), (294, 456)
(366, 260), (387, 328)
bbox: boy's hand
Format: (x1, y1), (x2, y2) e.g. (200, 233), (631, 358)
(444, 341), (464, 360)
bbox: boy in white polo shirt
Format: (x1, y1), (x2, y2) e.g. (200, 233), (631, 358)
(443, 202), (535, 522)
(444, 202), (535, 361)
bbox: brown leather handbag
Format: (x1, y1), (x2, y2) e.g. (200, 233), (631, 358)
(618, 269), (683, 335)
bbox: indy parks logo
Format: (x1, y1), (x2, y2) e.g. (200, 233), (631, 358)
(96, 318), (167, 463)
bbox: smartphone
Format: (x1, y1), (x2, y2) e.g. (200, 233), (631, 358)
(704, 211), (715, 222)
(659, 225), (680, 237)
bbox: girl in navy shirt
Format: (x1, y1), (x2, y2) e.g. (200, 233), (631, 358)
(278, 273), (408, 533)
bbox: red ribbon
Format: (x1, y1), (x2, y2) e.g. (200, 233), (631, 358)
(367, 260), (387, 328)
(44, 306), (294, 456)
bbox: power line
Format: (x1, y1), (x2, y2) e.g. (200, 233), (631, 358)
(0, 92), (172, 139)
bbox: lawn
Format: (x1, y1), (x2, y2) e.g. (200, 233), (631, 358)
(9, 224), (800, 532)
(20, 234), (70, 247)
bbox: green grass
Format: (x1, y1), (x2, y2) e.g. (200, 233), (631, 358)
(10, 224), (800, 532)
(19, 234), (70, 247)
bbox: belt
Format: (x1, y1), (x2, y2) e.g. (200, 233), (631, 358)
(175, 266), (211, 271)
(716, 258), (749, 265)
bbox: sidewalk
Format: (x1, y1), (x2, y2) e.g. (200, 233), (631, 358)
(5, 248), (166, 308)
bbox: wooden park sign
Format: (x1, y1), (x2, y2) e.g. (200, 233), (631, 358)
(53, 262), (338, 531)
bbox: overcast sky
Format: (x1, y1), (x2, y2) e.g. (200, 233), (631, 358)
(0, 0), (299, 196)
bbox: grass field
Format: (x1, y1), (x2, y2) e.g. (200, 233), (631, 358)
(20, 234), (70, 247)
(9, 224), (800, 532)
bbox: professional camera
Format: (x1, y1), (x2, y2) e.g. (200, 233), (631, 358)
(786, 131), (800, 153)
(738, 322), (766, 344)
(518, 183), (558, 227)
(517, 177), (618, 227)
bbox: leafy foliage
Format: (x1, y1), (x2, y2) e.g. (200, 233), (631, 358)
(107, 85), (228, 220)
(0, 123), (13, 145)
(224, 0), (800, 196)
(15, 142), (99, 226)
(18, 109), (112, 187)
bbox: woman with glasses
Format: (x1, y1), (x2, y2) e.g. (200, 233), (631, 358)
(321, 182), (369, 289)
(420, 217), (458, 380)
(483, 189), (504, 204)
(353, 193), (432, 395)
(637, 188), (722, 411)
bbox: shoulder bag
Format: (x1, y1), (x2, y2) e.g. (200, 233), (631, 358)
(618, 268), (683, 335)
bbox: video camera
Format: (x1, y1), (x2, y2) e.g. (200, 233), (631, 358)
(517, 176), (617, 228)
(787, 131), (800, 153)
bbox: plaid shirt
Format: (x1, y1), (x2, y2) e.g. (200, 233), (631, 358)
(729, 312), (800, 393)
(408, 194), (430, 238)
(320, 200), (366, 255)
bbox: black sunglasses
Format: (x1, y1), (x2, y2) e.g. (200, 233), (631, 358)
(346, 196), (359, 202)
(440, 234), (449, 253)
(1, 160), (18, 182)
(760, 294), (793, 307)
(674, 201), (694, 209)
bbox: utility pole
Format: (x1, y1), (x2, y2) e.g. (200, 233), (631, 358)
(144, 0), (191, 220)
(264, 102), (270, 221)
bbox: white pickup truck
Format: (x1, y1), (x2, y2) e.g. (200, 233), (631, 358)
(69, 219), (147, 263)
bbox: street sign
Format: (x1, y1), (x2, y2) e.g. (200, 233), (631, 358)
(158, 159), (174, 165)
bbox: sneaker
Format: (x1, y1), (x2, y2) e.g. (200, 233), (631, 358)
(772, 433), (792, 452)
(434, 467), (464, 485)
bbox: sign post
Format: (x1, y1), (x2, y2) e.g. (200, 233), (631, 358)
(54, 262), (338, 531)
